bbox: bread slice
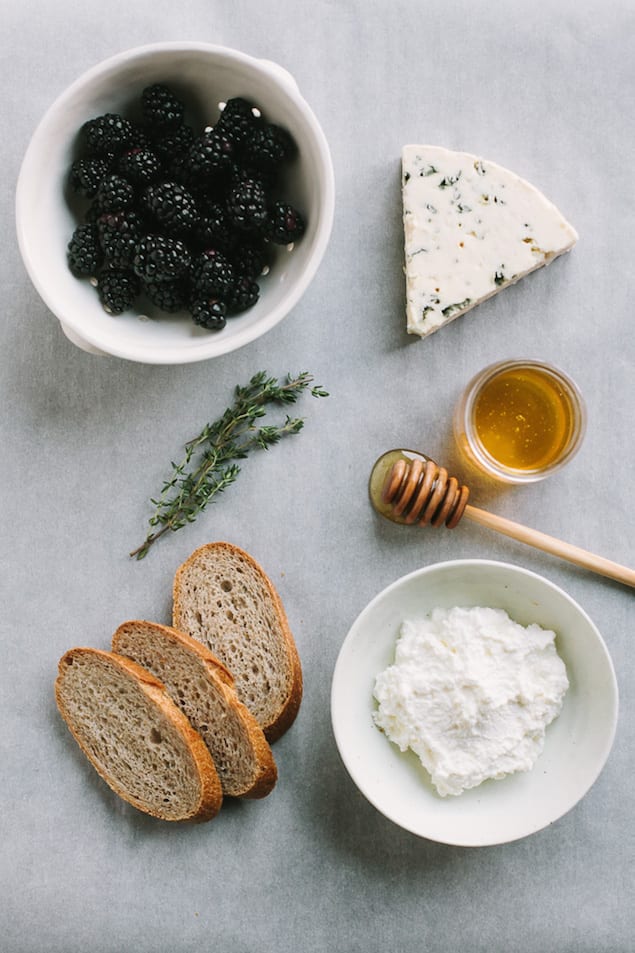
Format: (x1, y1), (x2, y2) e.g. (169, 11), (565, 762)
(173, 542), (302, 743)
(55, 647), (223, 822)
(112, 620), (277, 799)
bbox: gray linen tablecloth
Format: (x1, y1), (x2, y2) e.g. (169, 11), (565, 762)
(2, 1), (633, 950)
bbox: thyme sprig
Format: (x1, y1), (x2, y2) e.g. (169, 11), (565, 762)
(130, 371), (328, 559)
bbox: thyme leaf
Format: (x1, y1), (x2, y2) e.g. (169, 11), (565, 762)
(130, 371), (328, 559)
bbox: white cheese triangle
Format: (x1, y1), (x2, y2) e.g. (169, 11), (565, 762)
(402, 145), (578, 337)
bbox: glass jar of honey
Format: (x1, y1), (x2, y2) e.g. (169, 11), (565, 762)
(453, 359), (586, 483)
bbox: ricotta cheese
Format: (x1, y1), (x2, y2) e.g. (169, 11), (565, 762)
(402, 145), (578, 337)
(373, 606), (569, 797)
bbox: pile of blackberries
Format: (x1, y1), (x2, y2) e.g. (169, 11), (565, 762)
(66, 84), (306, 331)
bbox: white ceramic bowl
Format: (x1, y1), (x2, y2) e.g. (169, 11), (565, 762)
(16, 42), (334, 363)
(331, 560), (618, 846)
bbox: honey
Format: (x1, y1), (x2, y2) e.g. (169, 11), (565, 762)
(369, 448), (434, 523)
(472, 366), (572, 470)
(454, 360), (586, 483)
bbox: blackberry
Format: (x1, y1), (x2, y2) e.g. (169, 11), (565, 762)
(141, 84), (185, 132)
(230, 160), (277, 194)
(94, 174), (135, 212)
(152, 124), (195, 163)
(193, 202), (235, 252)
(227, 276), (259, 314)
(143, 278), (187, 313)
(66, 86), (306, 329)
(69, 157), (110, 197)
(133, 235), (191, 282)
(243, 122), (295, 173)
(84, 202), (102, 224)
(117, 147), (162, 186)
(265, 201), (305, 244)
(187, 174), (231, 208)
(67, 223), (103, 276)
(143, 181), (199, 234)
(215, 97), (258, 146)
(126, 122), (154, 152)
(97, 269), (140, 314)
(82, 113), (134, 156)
(231, 239), (269, 279)
(97, 210), (144, 268)
(226, 178), (268, 231)
(189, 296), (227, 331)
(184, 130), (234, 183)
(190, 248), (235, 298)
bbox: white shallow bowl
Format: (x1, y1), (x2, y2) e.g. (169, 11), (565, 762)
(331, 560), (618, 847)
(16, 42), (334, 363)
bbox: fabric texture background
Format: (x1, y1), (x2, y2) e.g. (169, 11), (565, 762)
(1, 1), (633, 951)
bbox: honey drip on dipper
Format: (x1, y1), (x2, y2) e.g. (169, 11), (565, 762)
(369, 449), (635, 589)
(369, 449), (470, 528)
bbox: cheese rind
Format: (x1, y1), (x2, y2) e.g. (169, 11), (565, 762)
(402, 145), (578, 337)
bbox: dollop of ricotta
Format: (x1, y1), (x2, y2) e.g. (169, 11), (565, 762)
(373, 606), (569, 797)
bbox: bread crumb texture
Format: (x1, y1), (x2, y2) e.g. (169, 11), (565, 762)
(173, 543), (301, 737)
(112, 621), (277, 798)
(55, 649), (221, 821)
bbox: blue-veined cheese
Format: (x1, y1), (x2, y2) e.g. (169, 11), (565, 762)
(402, 145), (578, 337)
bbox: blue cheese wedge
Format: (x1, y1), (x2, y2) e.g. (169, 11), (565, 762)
(402, 145), (578, 337)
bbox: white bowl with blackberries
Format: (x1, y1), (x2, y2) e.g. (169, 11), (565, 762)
(16, 42), (335, 363)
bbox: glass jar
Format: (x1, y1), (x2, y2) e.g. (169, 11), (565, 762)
(453, 359), (586, 484)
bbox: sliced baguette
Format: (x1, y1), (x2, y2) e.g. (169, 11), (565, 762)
(173, 542), (302, 743)
(112, 620), (277, 799)
(55, 647), (222, 822)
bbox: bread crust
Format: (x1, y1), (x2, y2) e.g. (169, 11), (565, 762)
(112, 621), (278, 799)
(172, 541), (303, 743)
(55, 647), (223, 822)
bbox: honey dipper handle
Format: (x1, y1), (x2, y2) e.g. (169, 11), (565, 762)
(464, 504), (635, 589)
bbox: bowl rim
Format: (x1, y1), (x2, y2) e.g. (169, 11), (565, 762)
(330, 557), (619, 846)
(15, 41), (335, 364)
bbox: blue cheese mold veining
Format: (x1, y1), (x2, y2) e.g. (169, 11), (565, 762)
(401, 145), (578, 337)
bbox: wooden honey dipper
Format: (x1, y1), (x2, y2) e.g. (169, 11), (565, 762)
(369, 449), (635, 589)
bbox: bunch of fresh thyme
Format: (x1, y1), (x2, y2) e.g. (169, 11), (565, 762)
(130, 371), (328, 559)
